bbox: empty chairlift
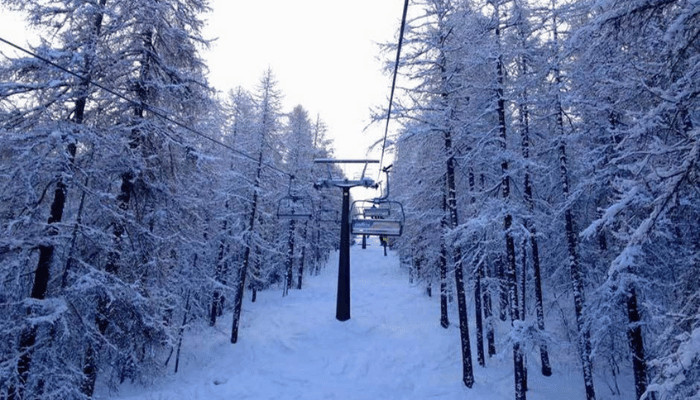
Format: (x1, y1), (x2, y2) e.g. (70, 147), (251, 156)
(350, 199), (404, 237)
(277, 195), (313, 220)
(277, 176), (313, 220)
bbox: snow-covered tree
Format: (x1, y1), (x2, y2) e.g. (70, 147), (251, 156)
(0, 0), (215, 397)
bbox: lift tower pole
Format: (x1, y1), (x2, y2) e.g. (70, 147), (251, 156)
(314, 159), (378, 321)
(337, 186), (351, 320)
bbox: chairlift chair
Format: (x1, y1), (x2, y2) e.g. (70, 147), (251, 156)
(318, 206), (340, 223)
(277, 195), (313, 220)
(350, 199), (404, 237)
(276, 175), (314, 220)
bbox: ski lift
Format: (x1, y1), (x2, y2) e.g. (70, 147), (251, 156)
(351, 200), (404, 237)
(318, 206), (340, 223)
(277, 176), (313, 220)
(350, 164), (405, 237)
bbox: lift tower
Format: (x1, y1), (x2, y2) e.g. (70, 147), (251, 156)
(314, 159), (378, 321)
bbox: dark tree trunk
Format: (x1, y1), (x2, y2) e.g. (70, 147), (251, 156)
(518, 36), (553, 378)
(439, 235), (449, 329)
(482, 174), (497, 357)
(231, 151), (263, 344)
(285, 219), (296, 295)
(550, 11), (595, 398)
(483, 259), (497, 357)
(506, 216), (526, 400)
(210, 219), (228, 326)
(498, 254), (509, 322)
(520, 238), (529, 391)
(469, 171), (485, 367)
(454, 247), (474, 388)
(495, 13), (525, 396)
(561, 142), (596, 400)
(445, 129), (474, 388)
(439, 183), (450, 328)
(298, 221), (308, 289)
(250, 247), (262, 302)
(474, 258), (485, 367)
(530, 226), (551, 376)
(79, 342), (97, 397)
(62, 176), (88, 289)
(627, 286), (650, 400)
(174, 290), (191, 374)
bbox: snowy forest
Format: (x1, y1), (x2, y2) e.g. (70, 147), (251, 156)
(0, 0), (698, 400)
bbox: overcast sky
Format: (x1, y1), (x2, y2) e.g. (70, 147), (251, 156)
(0, 1), (405, 162)
(204, 1), (405, 160)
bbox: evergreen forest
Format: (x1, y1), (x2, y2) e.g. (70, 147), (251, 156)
(0, 1), (698, 400)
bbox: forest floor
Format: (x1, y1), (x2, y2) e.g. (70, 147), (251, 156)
(98, 237), (597, 400)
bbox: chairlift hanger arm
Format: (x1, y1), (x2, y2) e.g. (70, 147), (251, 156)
(313, 159), (380, 189)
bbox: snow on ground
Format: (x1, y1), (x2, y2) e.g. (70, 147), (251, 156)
(101, 237), (590, 400)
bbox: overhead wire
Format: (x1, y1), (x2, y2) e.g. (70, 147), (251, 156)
(0, 36), (293, 178)
(377, 0), (410, 180)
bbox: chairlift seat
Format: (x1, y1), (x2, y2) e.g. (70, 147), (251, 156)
(351, 219), (403, 237)
(277, 196), (313, 220)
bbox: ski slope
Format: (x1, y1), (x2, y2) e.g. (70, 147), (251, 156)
(103, 237), (588, 400)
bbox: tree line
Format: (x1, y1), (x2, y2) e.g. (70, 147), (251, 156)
(387, 1), (698, 400)
(0, 1), (340, 398)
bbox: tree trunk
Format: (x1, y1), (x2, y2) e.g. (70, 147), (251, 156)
(298, 221), (308, 290)
(518, 33), (553, 378)
(498, 254), (509, 322)
(62, 176), (89, 289)
(474, 257), (485, 367)
(545, 5), (596, 396)
(531, 226), (552, 376)
(495, 12), (526, 393)
(520, 238), (529, 391)
(483, 260), (496, 357)
(506, 215), (526, 400)
(439, 235), (449, 329)
(469, 172), (485, 366)
(445, 129), (474, 388)
(285, 219), (296, 295)
(627, 285), (650, 400)
(439, 181), (449, 328)
(210, 219), (228, 326)
(174, 290), (192, 374)
(561, 141), (596, 400)
(481, 173), (496, 357)
(231, 151), (263, 344)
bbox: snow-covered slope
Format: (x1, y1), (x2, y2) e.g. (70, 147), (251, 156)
(101, 237), (587, 400)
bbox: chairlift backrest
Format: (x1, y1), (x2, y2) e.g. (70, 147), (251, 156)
(350, 199), (404, 237)
(318, 207), (340, 223)
(363, 206), (391, 218)
(352, 219), (403, 237)
(277, 195), (313, 220)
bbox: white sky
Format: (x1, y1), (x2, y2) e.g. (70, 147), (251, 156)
(204, 0), (404, 160)
(0, 1), (405, 161)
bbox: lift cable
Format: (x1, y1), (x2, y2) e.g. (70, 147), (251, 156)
(377, 0), (410, 181)
(0, 36), (293, 178)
